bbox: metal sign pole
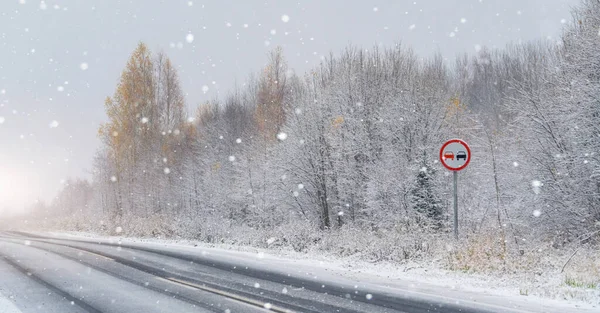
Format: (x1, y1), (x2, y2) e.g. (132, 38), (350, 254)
(440, 139), (470, 240)
(453, 171), (458, 240)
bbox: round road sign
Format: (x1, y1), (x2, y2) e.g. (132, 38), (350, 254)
(440, 139), (471, 171)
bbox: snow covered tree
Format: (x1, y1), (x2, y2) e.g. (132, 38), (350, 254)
(82, 3), (600, 248)
(98, 43), (187, 221)
(255, 47), (289, 140)
(99, 42), (156, 220)
(411, 158), (443, 228)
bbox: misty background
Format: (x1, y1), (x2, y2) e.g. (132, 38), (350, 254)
(0, 0), (576, 212)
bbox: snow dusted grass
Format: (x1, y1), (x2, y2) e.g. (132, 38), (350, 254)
(444, 230), (600, 304)
(316, 225), (438, 262)
(7, 213), (599, 306)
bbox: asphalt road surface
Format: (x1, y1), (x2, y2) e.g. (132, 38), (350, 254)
(0, 231), (511, 313)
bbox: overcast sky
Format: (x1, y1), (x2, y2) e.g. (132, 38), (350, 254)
(0, 0), (577, 212)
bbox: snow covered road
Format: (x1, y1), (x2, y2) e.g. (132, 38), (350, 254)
(0, 232), (591, 313)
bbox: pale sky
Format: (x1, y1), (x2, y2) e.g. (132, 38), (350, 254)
(0, 0), (577, 212)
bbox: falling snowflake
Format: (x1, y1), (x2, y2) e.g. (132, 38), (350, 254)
(254, 283), (260, 288)
(460, 18), (467, 23)
(474, 44), (482, 52)
(513, 162), (519, 167)
(141, 117), (149, 123)
(373, 7), (379, 12)
(164, 167), (171, 174)
(298, 184), (304, 189)
(24, 240), (31, 245)
(420, 166), (427, 172)
(201, 85), (209, 93)
(531, 180), (542, 194)
(282, 287), (288, 294)
(40, 1), (47, 10)
(80, 62), (89, 70)
(270, 29), (276, 35)
(409, 24), (416, 30)
(532, 210), (541, 217)
(449, 32), (456, 38)
(228, 155), (236, 162)
(19, 0), (26, 4)
(560, 19), (566, 24)
(110, 176), (117, 182)
(0, 117), (4, 124)
(57, 86), (64, 92)
(281, 15), (290, 23)
(277, 132), (288, 140)
(115, 226), (122, 233)
(186, 33), (194, 43)
(49, 120), (59, 128)
(187, 1), (193, 6)
(293, 191), (299, 197)
(264, 303), (272, 309)
(236, 138), (242, 144)
(366, 294), (373, 300)
(0, 89), (5, 94)
(187, 117), (195, 123)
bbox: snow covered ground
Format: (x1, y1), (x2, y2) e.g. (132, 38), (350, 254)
(35, 231), (599, 313)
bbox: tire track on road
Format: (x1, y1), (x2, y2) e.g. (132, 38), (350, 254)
(0, 235), (330, 313)
(0, 236), (244, 313)
(0, 254), (104, 313)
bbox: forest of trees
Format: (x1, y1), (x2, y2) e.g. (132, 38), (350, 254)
(33, 0), (599, 258)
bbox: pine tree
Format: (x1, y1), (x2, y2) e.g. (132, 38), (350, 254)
(411, 158), (443, 228)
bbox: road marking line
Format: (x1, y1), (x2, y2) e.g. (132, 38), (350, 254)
(158, 277), (294, 313)
(26, 238), (115, 262)
(81, 250), (114, 261)
(32, 238), (115, 262)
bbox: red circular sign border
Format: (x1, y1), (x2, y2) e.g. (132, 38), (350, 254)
(439, 139), (471, 171)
